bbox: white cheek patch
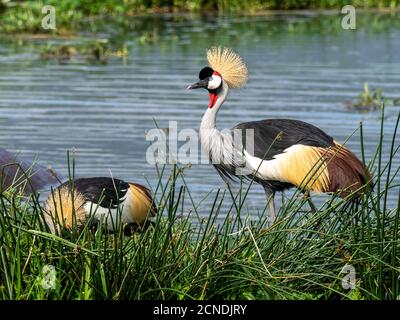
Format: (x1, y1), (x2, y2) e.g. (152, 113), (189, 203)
(207, 75), (222, 90)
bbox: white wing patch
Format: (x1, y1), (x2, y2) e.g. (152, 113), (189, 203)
(244, 145), (307, 182)
(84, 188), (136, 231)
(243, 144), (330, 192)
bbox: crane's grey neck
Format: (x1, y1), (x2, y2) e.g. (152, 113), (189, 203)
(200, 81), (230, 161)
(200, 81), (229, 131)
(199, 81), (253, 176)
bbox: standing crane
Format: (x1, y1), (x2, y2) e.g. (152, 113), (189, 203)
(0, 148), (156, 235)
(188, 47), (372, 221)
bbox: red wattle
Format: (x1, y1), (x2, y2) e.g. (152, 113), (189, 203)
(208, 92), (218, 108)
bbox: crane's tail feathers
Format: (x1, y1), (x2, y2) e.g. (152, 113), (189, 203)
(0, 148), (62, 194)
(324, 142), (373, 198)
(128, 182), (157, 217)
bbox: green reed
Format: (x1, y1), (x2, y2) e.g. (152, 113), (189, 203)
(0, 107), (399, 300)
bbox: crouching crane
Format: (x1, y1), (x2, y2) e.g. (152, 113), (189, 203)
(43, 177), (157, 235)
(0, 148), (156, 235)
(188, 47), (372, 221)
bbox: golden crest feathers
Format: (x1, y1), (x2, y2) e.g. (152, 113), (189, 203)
(207, 47), (248, 89)
(44, 186), (87, 229)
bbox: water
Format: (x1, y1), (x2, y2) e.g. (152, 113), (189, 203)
(0, 13), (399, 216)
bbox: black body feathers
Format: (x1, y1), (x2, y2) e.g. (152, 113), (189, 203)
(56, 177), (129, 209)
(235, 119), (334, 160)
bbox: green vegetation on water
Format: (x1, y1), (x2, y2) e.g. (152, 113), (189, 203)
(39, 40), (128, 64)
(0, 108), (399, 300)
(347, 83), (400, 111)
(0, 0), (400, 33)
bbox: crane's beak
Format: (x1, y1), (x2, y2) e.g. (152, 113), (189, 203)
(187, 79), (208, 90)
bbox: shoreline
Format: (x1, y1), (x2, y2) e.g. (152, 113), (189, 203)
(0, 8), (399, 40)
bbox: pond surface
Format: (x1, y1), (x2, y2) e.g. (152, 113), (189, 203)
(0, 12), (399, 217)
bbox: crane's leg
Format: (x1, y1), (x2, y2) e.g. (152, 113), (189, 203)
(303, 191), (317, 214)
(263, 186), (276, 222)
(303, 191), (323, 230)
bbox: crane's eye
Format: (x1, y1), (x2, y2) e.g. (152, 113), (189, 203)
(207, 75), (222, 90)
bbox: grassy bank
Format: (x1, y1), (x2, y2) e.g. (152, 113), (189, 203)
(0, 109), (399, 300)
(0, 0), (400, 33)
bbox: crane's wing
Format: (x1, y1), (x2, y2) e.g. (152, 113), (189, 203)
(233, 119), (370, 195)
(57, 177), (130, 209)
(234, 119), (334, 160)
(129, 182), (157, 216)
(0, 148), (62, 193)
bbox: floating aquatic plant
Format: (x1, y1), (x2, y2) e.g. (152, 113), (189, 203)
(347, 83), (400, 112)
(40, 40), (128, 64)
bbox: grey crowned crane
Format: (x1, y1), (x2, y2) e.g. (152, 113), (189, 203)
(0, 148), (60, 194)
(188, 47), (372, 221)
(0, 148), (156, 235)
(43, 177), (157, 235)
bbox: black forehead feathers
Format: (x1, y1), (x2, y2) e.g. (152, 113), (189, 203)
(199, 66), (214, 80)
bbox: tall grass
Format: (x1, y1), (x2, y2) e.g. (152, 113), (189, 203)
(0, 108), (399, 300)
